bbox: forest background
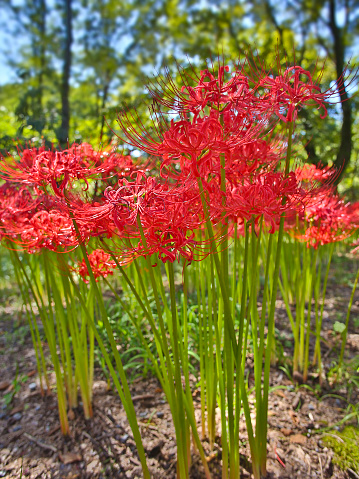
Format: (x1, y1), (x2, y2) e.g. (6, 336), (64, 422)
(0, 0), (358, 195)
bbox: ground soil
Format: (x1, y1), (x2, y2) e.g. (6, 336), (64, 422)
(0, 259), (358, 478)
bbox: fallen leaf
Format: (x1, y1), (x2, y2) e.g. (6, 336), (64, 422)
(280, 428), (293, 436)
(206, 451), (218, 463)
(10, 405), (23, 415)
(4, 384), (14, 394)
(0, 381), (10, 391)
(288, 410), (300, 424)
(68, 409), (75, 421)
(27, 370), (37, 377)
(289, 434), (307, 445)
(274, 390), (286, 398)
(59, 452), (82, 464)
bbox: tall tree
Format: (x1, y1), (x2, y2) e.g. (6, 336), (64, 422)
(75, 0), (131, 142)
(1, 0), (50, 136)
(246, 0), (358, 180)
(57, 0), (73, 146)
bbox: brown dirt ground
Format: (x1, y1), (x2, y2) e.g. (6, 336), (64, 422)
(0, 264), (358, 479)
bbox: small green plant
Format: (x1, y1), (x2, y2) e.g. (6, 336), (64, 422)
(333, 321), (346, 335)
(3, 366), (28, 408)
(323, 426), (359, 473)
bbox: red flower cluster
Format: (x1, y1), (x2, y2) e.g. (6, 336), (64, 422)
(0, 143), (143, 252)
(71, 172), (205, 264)
(258, 66), (329, 122)
(0, 143), (139, 195)
(76, 249), (117, 282)
(290, 187), (355, 248)
(117, 60), (331, 244)
(0, 56), (353, 264)
(295, 163), (335, 185)
(0, 182), (91, 251)
(225, 171), (300, 233)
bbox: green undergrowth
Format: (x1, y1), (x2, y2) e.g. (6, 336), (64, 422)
(323, 426), (359, 473)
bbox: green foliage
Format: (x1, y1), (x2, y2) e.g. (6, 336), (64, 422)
(2, 365), (28, 408)
(95, 295), (157, 381)
(333, 321), (346, 334)
(323, 426), (359, 473)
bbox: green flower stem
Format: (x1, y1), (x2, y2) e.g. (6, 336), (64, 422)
(211, 255), (229, 479)
(108, 253), (167, 363)
(106, 254), (210, 475)
(278, 277), (295, 332)
(259, 233), (273, 358)
(194, 259), (206, 438)
(71, 220), (150, 479)
(135, 217), (189, 478)
(166, 262), (211, 478)
(313, 243), (334, 378)
(58, 264), (93, 418)
(298, 246), (310, 372)
(167, 261), (190, 479)
(12, 250), (69, 435)
(205, 256), (217, 447)
(43, 253), (78, 410)
(339, 266), (359, 369)
(303, 247), (319, 383)
(10, 249), (50, 394)
(259, 120), (294, 477)
(103, 277), (165, 386)
(197, 177), (238, 359)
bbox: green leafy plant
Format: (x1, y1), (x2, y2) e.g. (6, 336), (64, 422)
(323, 426), (359, 473)
(3, 366), (28, 408)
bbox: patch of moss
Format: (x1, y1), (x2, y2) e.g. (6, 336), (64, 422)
(323, 426), (359, 473)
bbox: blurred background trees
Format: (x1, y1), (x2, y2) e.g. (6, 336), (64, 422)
(0, 0), (358, 193)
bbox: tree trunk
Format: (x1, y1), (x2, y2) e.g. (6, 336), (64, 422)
(57, 0), (73, 147)
(99, 75), (110, 142)
(328, 0), (352, 182)
(38, 0), (46, 109)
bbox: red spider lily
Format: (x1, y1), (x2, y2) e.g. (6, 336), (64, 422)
(179, 66), (253, 115)
(0, 183), (56, 240)
(116, 60), (276, 185)
(157, 116), (229, 178)
(0, 183), (39, 222)
(295, 163), (336, 186)
(301, 224), (352, 248)
(258, 66), (330, 122)
(68, 170), (207, 263)
(68, 166), (207, 264)
(146, 60), (272, 121)
(346, 201), (359, 229)
(293, 188), (354, 248)
(123, 109), (272, 184)
(0, 143), (140, 196)
(136, 226), (199, 264)
(19, 211), (79, 252)
(135, 187), (207, 263)
(224, 137), (283, 183)
(70, 172), (170, 236)
(242, 47), (356, 124)
(3, 208), (88, 253)
(0, 182), (94, 251)
(76, 248), (117, 282)
(224, 172), (301, 233)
